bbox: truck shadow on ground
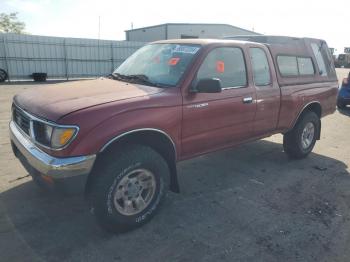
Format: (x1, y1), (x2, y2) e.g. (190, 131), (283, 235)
(1, 139), (350, 262)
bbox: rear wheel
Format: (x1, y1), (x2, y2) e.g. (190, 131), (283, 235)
(283, 111), (320, 159)
(90, 145), (170, 233)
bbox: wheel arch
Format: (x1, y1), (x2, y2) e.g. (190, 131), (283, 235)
(290, 101), (322, 139)
(86, 129), (179, 196)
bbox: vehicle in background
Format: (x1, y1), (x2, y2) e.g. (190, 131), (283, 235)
(329, 48), (339, 68)
(337, 48), (350, 68)
(10, 36), (338, 233)
(338, 54), (350, 68)
(338, 71), (350, 109)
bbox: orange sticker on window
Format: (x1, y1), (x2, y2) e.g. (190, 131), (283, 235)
(168, 57), (180, 66)
(216, 61), (225, 73)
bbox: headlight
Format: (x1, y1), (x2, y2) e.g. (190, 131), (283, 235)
(33, 121), (78, 149)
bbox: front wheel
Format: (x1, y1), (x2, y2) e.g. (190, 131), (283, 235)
(91, 145), (170, 233)
(283, 111), (320, 159)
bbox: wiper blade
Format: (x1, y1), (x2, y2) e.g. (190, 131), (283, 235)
(125, 74), (152, 83)
(110, 73), (169, 88)
(109, 73), (147, 83)
(110, 72), (126, 80)
(122, 74), (161, 87)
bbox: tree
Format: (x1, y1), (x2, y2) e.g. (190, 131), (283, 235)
(0, 12), (26, 34)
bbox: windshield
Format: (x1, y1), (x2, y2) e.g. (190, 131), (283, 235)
(113, 43), (201, 87)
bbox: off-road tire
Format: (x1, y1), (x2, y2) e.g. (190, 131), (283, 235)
(283, 111), (320, 159)
(91, 145), (170, 233)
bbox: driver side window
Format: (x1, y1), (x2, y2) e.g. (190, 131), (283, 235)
(196, 47), (247, 88)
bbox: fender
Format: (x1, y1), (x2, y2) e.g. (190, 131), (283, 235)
(99, 128), (177, 156)
(99, 128), (180, 193)
(287, 101), (322, 139)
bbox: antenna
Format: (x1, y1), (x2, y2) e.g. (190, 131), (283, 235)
(131, 22), (134, 30)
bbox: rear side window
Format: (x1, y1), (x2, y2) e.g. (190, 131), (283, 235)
(250, 48), (271, 86)
(297, 57), (314, 75)
(277, 55), (315, 77)
(277, 56), (298, 76)
(311, 43), (327, 76)
(196, 47), (247, 88)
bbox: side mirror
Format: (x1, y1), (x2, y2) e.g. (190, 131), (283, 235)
(191, 78), (222, 93)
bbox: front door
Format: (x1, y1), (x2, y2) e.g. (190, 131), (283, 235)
(181, 46), (256, 158)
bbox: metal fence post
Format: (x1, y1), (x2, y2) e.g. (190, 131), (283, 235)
(110, 42), (114, 73)
(63, 39), (68, 80)
(3, 35), (10, 82)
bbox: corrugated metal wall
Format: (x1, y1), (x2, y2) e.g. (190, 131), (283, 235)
(0, 33), (145, 81)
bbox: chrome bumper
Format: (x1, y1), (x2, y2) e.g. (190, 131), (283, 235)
(10, 121), (96, 179)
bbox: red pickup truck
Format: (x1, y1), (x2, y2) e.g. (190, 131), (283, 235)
(10, 36), (338, 232)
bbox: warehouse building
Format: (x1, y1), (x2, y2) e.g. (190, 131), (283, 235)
(125, 23), (260, 42)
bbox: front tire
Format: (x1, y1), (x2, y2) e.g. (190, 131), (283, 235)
(283, 111), (320, 159)
(91, 145), (170, 233)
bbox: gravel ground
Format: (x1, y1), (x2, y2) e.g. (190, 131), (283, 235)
(0, 69), (350, 262)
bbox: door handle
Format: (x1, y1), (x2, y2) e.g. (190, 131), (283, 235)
(242, 97), (253, 104)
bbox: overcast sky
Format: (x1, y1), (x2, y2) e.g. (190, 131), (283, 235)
(1, 0), (349, 54)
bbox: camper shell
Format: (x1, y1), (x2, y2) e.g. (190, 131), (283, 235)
(225, 35), (337, 86)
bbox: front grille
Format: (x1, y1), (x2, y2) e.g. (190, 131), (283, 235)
(12, 104), (31, 136)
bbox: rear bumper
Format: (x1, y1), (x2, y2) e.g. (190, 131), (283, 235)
(10, 121), (96, 194)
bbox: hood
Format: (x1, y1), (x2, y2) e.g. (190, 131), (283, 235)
(14, 78), (163, 121)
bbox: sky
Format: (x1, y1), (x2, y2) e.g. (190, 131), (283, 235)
(1, 0), (349, 54)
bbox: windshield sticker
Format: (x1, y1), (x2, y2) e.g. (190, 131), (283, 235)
(168, 57), (180, 66)
(172, 45), (200, 54)
(216, 61), (225, 73)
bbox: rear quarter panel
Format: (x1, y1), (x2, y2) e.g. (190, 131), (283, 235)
(277, 81), (338, 131)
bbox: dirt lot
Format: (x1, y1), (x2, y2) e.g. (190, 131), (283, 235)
(1, 69), (350, 262)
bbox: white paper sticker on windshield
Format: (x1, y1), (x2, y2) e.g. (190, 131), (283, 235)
(172, 45), (200, 54)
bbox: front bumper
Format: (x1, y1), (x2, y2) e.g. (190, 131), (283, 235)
(10, 121), (96, 194)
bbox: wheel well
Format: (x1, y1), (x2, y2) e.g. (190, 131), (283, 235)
(85, 130), (179, 196)
(304, 102), (322, 118)
(293, 102), (322, 139)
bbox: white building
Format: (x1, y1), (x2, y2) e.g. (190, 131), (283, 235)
(125, 23), (260, 42)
